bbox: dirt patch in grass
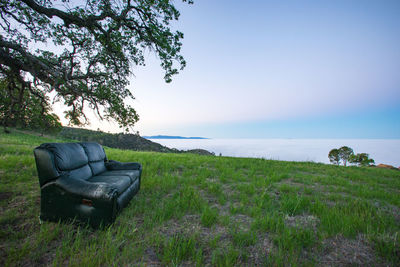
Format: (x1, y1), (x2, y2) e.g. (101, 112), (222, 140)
(231, 214), (254, 231)
(206, 177), (219, 184)
(0, 247), (6, 266)
(276, 178), (306, 188)
(277, 178), (353, 195)
(208, 200), (246, 219)
(285, 214), (319, 231)
(0, 192), (13, 201)
(210, 202), (230, 217)
(324, 200), (338, 207)
(248, 233), (274, 265)
(221, 183), (237, 196)
(197, 186), (239, 217)
(268, 190), (282, 201)
(0, 212), (37, 239)
(25, 239), (61, 267)
(377, 181), (400, 194)
(198, 189), (219, 205)
(373, 201), (400, 224)
(160, 214), (229, 242)
(157, 214), (231, 265)
(197, 193), (226, 218)
(318, 235), (385, 266)
(322, 192), (353, 206)
(200, 179), (238, 201)
(387, 205), (400, 224)
(7, 195), (29, 211)
(131, 215), (145, 229)
(143, 247), (162, 266)
(172, 165), (185, 177)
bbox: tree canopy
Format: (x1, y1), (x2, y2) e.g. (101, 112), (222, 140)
(0, 78), (62, 133)
(338, 146), (354, 167)
(0, 0), (192, 130)
(328, 148), (340, 165)
(349, 153), (375, 167)
(328, 146), (375, 167)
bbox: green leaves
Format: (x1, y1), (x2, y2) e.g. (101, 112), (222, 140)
(0, 78), (62, 134)
(329, 146), (375, 167)
(0, 0), (191, 129)
(350, 153), (375, 167)
(328, 146), (354, 166)
(328, 148), (340, 165)
(338, 146), (354, 166)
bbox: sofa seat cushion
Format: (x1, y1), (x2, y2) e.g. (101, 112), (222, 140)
(88, 175), (131, 194)
(98, 170), (140, 183)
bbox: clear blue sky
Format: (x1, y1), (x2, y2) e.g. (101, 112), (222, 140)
(67, 0), (400, 138)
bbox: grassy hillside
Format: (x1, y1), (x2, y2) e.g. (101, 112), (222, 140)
(0, 130), (399, 266)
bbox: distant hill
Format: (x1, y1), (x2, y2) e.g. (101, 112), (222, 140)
(58, 127), (214, 156)
(143, 135), (209, 139)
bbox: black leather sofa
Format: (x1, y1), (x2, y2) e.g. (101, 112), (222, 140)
(33, 142), (141, 228)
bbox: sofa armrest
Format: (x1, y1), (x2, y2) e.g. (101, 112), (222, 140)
(40, 175), (119, 228)
(105, 160), (142, 171)
(43, 175), (118, 201)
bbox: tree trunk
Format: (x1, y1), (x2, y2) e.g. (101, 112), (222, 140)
(3, 124), (10, 134)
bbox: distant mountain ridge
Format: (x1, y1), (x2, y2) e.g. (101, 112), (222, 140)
(58, 127), (214, 155)
(143, 135), (209, 139)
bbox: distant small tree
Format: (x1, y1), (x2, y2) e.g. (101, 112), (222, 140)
(328, 149), (340, 165)
(338, 146), (354, 166)
(350, 153), (375, 167)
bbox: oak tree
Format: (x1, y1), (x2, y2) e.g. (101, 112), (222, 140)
(0, 0), (192, 130)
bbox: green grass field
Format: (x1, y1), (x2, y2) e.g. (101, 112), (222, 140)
(1, 130), (399, 266)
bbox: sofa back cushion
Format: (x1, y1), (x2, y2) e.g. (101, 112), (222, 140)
(69, 164), (93, 181)
(34, 147), (60, 186)
(80, 142), (107, 175)
(39, 143), (91, 180)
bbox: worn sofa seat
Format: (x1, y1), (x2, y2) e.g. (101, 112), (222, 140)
(99, 170), (140, 183)
(34, 142), (142, 227)
(88, 175), (132, 194)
